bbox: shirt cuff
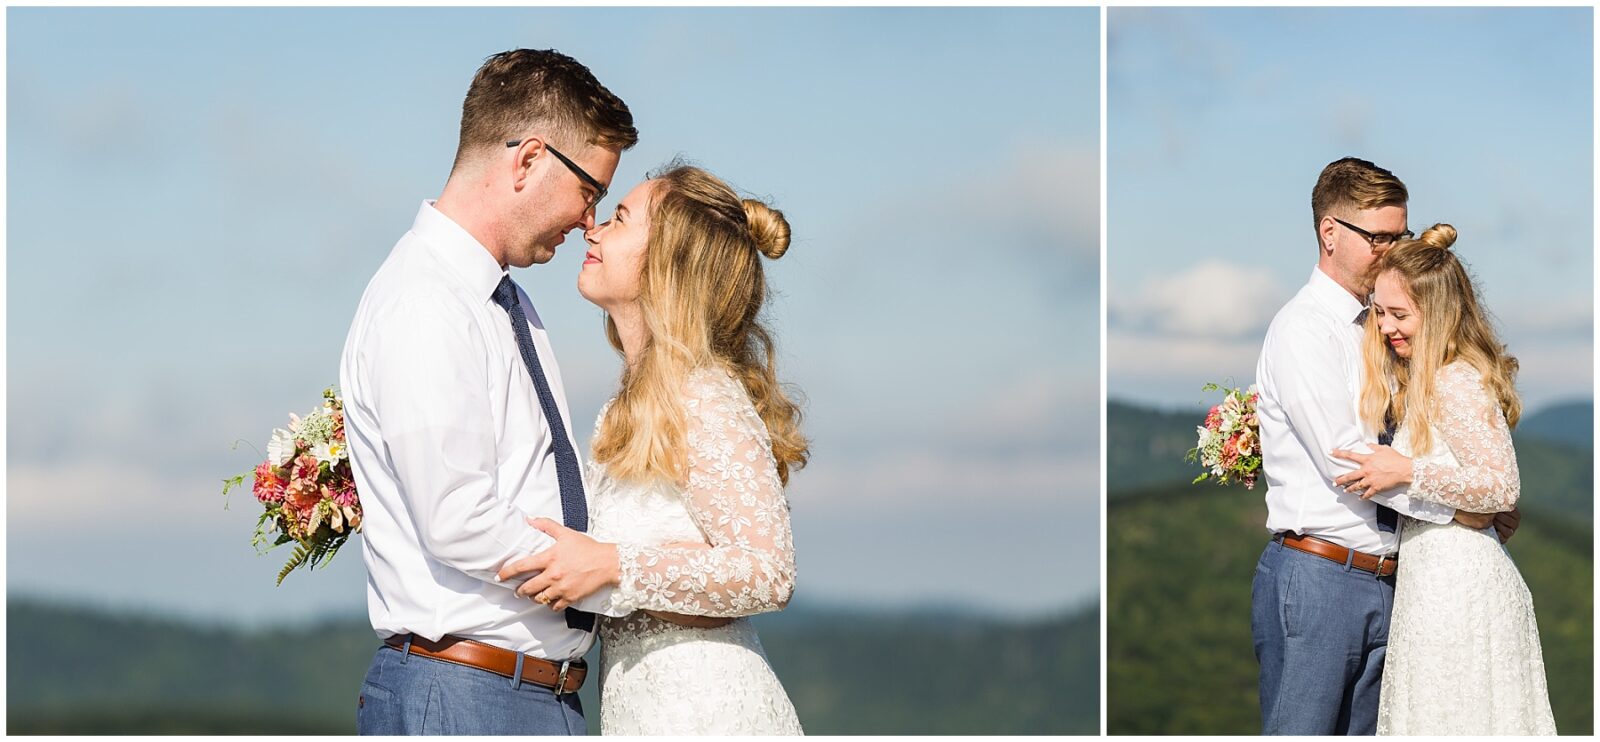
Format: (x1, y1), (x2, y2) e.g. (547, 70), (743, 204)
(572, 584), (629, 618)
(1371, 483), (1456, 524)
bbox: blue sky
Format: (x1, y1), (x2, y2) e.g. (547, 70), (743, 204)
(1109, 7), (1593, 413)
(7, 7), (1100, 624)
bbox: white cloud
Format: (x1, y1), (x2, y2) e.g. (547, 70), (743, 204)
(1497, 296), (1594, 342)
(1511, 342), (1595, 411)
(792, 448), (1091, 512)
(1110, 259), (1289, 341)
(812, 139), (1100, 295)
(951, 142), (1101, 271)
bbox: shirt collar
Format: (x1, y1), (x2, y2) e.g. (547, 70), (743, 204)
(411, 200), (509, 300)
(1308, 266), (1367, 325)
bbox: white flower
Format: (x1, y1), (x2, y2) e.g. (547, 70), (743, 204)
(313, 440), (347, 467)
(267, 428), (297, 467)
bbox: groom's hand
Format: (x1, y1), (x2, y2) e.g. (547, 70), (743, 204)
(1492, 507), (1521, 544)
(1454, 510), (1495, 530)
(644, 610), (736, 629)
(1331, 445), (1414, 498)
(496, 517), (620, 612)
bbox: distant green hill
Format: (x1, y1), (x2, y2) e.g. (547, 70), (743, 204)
(1520, 400), (1593, 448)
(1107, 400), (1594, 734)
(1109, 397), (1594, 518)
(7, 599), (1098, 735)
(1107, 400), (1207, 494)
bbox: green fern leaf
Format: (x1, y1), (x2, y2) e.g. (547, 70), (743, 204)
(277, 542), (313, 586)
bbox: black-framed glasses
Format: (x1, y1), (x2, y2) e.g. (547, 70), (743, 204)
(506, 139), (607, 210)
(1333, 217), (1413, 250)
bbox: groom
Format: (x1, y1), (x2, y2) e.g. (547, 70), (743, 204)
(339, 49), (637, 735)
(1250, 157), (1518, 735)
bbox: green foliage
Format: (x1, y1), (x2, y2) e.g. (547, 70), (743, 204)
(1107, 400), (1210, 495)
(1510, 438), (1594, 517)
(275, 542), (314, 586)
(270, 530), (351, 586)
(1108, 487), (1592, 734)
(6, 600), (1098, 735)
(220, 472), (248, 510)
(1107, 402), (1594, 734)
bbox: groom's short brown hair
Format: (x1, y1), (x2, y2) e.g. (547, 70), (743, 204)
(452, 49), (638, 171)
(1311, 157), (1408, 229)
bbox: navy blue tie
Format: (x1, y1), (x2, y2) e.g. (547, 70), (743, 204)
(491, 275), (594, 632)
(1374, 420), (1399, 533)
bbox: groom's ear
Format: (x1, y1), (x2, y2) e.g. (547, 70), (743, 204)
(1317, 215), (1338, 254)
(507, 137), (545, 191)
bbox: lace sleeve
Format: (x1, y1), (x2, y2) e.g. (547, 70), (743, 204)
(1408, 363), (1520, 513)
(612, 371), (796, 617)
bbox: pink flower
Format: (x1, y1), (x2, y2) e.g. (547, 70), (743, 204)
(283, 477), (321, 517)
(1235, 429), (1257, 456)
(1205, 406), (1222, 431)
(291, 453), (321, 484)
(252, 462), (287, 504)
(329, 480), (359, 508)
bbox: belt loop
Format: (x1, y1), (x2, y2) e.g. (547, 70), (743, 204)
(511, 652), (525, 690)
(1343, 549), (1355, 572)
(400, 634), (414, 664)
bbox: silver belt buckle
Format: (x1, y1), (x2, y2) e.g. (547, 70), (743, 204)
(552, 660), (572, 695)
(1374, 554), (1389, 579)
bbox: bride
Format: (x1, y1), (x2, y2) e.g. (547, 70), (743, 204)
(505, 163), (807, 734)
(1332, 224), (1556, 735)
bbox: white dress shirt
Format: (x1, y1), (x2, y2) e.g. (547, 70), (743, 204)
(1255, 266), (1455, 555)
(340, 200), (621, 660)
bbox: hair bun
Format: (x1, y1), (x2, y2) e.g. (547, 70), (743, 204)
(742, 199), (791, 259)
(1419, 223), (1457, 250)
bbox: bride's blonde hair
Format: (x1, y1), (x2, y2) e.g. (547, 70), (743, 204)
(1358, 224), (1520, 455)
(590, 163), (809, 485)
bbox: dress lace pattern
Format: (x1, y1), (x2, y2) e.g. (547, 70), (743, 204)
(1406, 362), (1521, 513)
(1377, 362), (1556, 735)
(586, 367), (802, 735)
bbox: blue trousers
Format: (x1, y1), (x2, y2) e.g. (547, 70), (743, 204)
(355, 643), (585, 735)
(1251, 539), (1394, 736)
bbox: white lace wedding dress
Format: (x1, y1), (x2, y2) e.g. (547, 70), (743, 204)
(1377, 362), (1556, 735)
(586, 367), (803, 735)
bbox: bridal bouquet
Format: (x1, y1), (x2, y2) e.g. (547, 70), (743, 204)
(1186, 382), (1263, 490)
(223, 387), (362, 584)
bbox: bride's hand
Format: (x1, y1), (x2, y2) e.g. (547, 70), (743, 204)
(496, 517), (620, 612)
(1330, 445), (1414, 499)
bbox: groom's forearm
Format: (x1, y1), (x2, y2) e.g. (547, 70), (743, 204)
(1367, 486), (1455, 525)
(645, 610), (737, 628)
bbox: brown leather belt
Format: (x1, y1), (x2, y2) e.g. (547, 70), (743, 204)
(384, 634), (587, 694)
(1276, 533), (1398, 578)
